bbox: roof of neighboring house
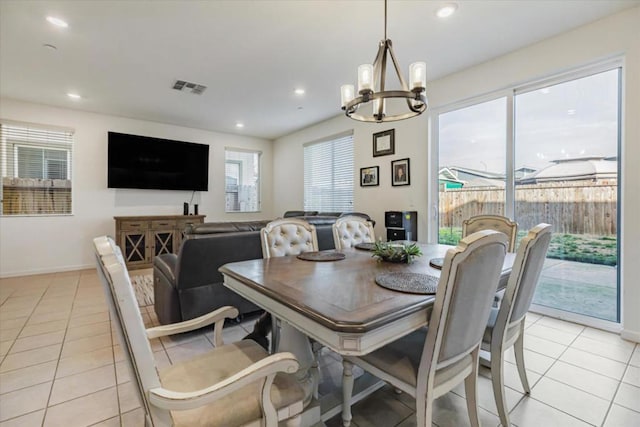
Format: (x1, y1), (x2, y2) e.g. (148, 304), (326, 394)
(439, 166), (505, 188)
(519, 157), (617, 184)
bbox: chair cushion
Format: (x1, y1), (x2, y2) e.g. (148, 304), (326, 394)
(357, 328), (472, 389)
(160, 340), (304, 427)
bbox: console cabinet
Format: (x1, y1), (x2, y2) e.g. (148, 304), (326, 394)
(114, 215), (205, 269)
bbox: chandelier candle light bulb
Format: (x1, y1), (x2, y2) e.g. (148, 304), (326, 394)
(358, 64), (374, 93)
(409, 62), (427, 91)
(341, 85), (355, 108)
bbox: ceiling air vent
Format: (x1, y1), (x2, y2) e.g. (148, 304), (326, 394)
(172, 80), (207, 95)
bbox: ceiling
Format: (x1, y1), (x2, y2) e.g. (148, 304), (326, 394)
(1, 0), (637, 140)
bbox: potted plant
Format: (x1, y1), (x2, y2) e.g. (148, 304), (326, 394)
(372, 241), (422, 264)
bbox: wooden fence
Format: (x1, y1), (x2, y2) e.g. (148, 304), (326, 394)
(439, 181), (617, 235)
(2, 178), (72, 215)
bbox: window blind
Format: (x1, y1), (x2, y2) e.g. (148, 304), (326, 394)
(1, 123), (74, 215)
(225, 148), (261, 212)
(303, 133), (354, 212)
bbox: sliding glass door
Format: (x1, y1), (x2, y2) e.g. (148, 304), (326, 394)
(434, 65), (621, 324)
(514, 69), (620, 322)
(437, 97), (507, 246)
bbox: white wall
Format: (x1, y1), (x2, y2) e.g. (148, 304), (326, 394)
(273, 7), (640, 339)
(0, 98), (274, 277)
(273, 113), (429, 242)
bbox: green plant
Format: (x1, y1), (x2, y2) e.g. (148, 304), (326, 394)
(372, 241), (423, 263)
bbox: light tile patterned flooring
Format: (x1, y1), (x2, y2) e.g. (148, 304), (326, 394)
(1, 269), (639, 427)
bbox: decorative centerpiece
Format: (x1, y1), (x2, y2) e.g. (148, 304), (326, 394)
(372, 241), (422, 264)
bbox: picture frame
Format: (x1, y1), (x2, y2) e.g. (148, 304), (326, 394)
(360, 166), (379, 187)
(391, 158), (410, 186)
(373, 129), (395, 157)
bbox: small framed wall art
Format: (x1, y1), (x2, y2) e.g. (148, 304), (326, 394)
(391, 158), (410, 186)
(360, 166), (379, 187)
(373, 129), (395, 157)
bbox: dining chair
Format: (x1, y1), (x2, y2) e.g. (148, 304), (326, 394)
(258, 218), (322, 395)
(332, 215), (376, 250)
(341, 230), (508, 427)
(260, 218), (319, 258)
(93, 236), (304, 427)
(462, 214), (518, 252)
(481, 223), (552, 427)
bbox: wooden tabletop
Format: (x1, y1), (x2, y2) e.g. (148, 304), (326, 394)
(220, 244), (515, 334)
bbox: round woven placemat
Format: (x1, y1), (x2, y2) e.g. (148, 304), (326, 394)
(429, 257), (445, 270)
(375, 272), (439, 294)
(354, 242), (376, 251)
(297, 251), (346, 262)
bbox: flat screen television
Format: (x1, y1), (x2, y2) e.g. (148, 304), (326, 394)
(107, 132), (209, 191)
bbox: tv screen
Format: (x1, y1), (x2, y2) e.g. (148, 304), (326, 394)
(107, 132), (209, 191)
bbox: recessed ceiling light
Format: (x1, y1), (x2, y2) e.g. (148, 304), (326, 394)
(294, 88), (305, 95)
(67, 93), (81, 100)
(567, 109), (576, 115)
(46, 16), (69, 28)
(235, 123), (245, 128)
(436, 3), (458, 18)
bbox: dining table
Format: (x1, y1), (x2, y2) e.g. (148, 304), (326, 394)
(220, 243), (515, 426)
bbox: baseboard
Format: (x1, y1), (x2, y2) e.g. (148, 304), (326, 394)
(0, 263), (94, 279)
(621, 329), (640, 343)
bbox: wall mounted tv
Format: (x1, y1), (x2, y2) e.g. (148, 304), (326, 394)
(107, 132), (209, 191)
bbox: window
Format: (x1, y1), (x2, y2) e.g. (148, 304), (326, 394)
(303, 132), (354, 212)
(433, 63), (621, 325)
(1, 123), (73, 215)
(225, 148), (261, 212)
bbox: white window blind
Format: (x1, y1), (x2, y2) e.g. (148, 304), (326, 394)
(303, 133), (354, 212)
(1, 123), (74, 215)
(225, 148), (261, 212)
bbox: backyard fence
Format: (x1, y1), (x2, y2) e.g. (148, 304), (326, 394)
(439, 181), (617, 235)
(2, 177), (72, 215)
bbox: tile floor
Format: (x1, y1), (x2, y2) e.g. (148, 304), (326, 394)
(1, 269), (639, 427)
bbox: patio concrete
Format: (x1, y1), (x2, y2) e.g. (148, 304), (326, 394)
(534, 259), (618, 322)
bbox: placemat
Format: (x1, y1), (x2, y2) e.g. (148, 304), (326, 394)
(375, 272), (439, 294)
(354, 242), (376, 251)
(429, 257), (445, 270)
(297, 251), (346, 262)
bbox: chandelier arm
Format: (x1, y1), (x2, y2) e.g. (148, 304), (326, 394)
(386, 41), (410, 92)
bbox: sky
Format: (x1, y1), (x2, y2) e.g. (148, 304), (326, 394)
(438, 68), (619, 174)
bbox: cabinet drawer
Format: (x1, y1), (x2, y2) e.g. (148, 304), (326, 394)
(119, 220), (148, 231)
(151, 220), (176, 230)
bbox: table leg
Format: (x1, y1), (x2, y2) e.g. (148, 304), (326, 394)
(342, 360), (354, 427)
(277, 319), (318, 407)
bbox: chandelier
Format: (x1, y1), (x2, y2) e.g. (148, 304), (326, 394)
(340, 0), (427, 123)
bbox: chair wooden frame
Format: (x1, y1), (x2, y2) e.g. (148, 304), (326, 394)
(481, 223), (552, 427)
(341, 230), (508, 427)
(93, 236), (303, 427)
(462, 214), (518, 252)
(332, 215), (376, 250)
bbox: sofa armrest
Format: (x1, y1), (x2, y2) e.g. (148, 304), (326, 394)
(154, 253), (177, 284)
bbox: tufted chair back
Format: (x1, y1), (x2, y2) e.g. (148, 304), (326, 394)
(260, 218), (319, 258)
(462, 214), (518, 252)
(332, 216), (376, 250)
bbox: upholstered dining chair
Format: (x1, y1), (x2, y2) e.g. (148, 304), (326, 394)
(332, 215), (376, 250)
(259, 218), (321, 393)
(481, 223), (552, 427)
(341, 230), (508, 427)
(462, 214), (518, 252)
(260, 218), (319, 259)
(93, 236), (304, 427)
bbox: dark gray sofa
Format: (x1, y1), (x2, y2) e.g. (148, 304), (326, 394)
(153, 213), (370, 325)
